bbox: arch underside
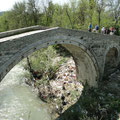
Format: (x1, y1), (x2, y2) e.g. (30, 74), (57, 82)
(104, 47), (119, 78)
(0, 38), (99, 87)
(63, 44), (98, 87)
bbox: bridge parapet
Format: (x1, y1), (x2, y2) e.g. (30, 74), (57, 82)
(0, 25), (49, 38)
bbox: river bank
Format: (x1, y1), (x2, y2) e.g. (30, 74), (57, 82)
(0, 63), (52, 120)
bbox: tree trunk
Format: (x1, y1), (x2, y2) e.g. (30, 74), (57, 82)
(66, 8), (74, 29)
(98, 11), (101, 33)
(27, 57), (35, 81)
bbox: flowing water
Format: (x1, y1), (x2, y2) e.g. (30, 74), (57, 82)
(0, 63), (52, 120)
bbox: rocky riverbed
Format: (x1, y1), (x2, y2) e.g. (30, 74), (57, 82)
(21, 45), (84, 119)
(24, 54), (120, 120)
(29, 58), (83, 119)
(57, 67), (120, 120)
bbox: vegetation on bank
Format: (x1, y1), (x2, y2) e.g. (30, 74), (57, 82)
(57, 84), (120, 120)
(23, 45), (71, 88)
(0, 0), (119, 35)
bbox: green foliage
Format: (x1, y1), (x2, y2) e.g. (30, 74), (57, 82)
(58, 84), (120, 120)
(0, 0), (119, 33)
(28, 46), (57, 71)
(0, 12), (10, 31)
(23, 45), (69, 87)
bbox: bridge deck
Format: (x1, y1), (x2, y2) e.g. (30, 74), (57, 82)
(0, 26), (58, 68)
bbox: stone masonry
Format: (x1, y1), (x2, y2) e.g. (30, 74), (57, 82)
(0, 26), (120, 87)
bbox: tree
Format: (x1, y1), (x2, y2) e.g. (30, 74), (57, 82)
(52, 4), (63, 27)
(42, 0), (55, 26)
(89, 0), (96, 24)
(78, 0), (88, 27)
(107, 0), (120, 26)
(0, 12), (9, 31)
(95, 0), (106, 32)
(27, 0), (40, 25)
(7, 1), (28, 29)
(65, 4), (75, 29)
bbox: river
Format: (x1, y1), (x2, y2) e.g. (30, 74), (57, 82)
(0, 63), (52, 120)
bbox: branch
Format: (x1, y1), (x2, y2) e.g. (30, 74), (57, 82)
(65, 8), (74, 29)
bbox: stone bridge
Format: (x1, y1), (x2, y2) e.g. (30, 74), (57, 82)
(0, 26), (120, 87)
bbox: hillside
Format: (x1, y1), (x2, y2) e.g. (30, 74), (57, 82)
(0, 11), (4, 16)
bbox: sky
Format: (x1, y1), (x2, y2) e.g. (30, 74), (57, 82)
(0, 0), (68, 11)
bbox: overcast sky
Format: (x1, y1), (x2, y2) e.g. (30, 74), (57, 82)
(0, 0), (68, 11)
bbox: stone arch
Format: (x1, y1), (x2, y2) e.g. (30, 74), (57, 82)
(104, 47), (119, 78)
(0, 36), (99, 87)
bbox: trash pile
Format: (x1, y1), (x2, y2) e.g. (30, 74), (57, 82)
(38, 58), (83, 116)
